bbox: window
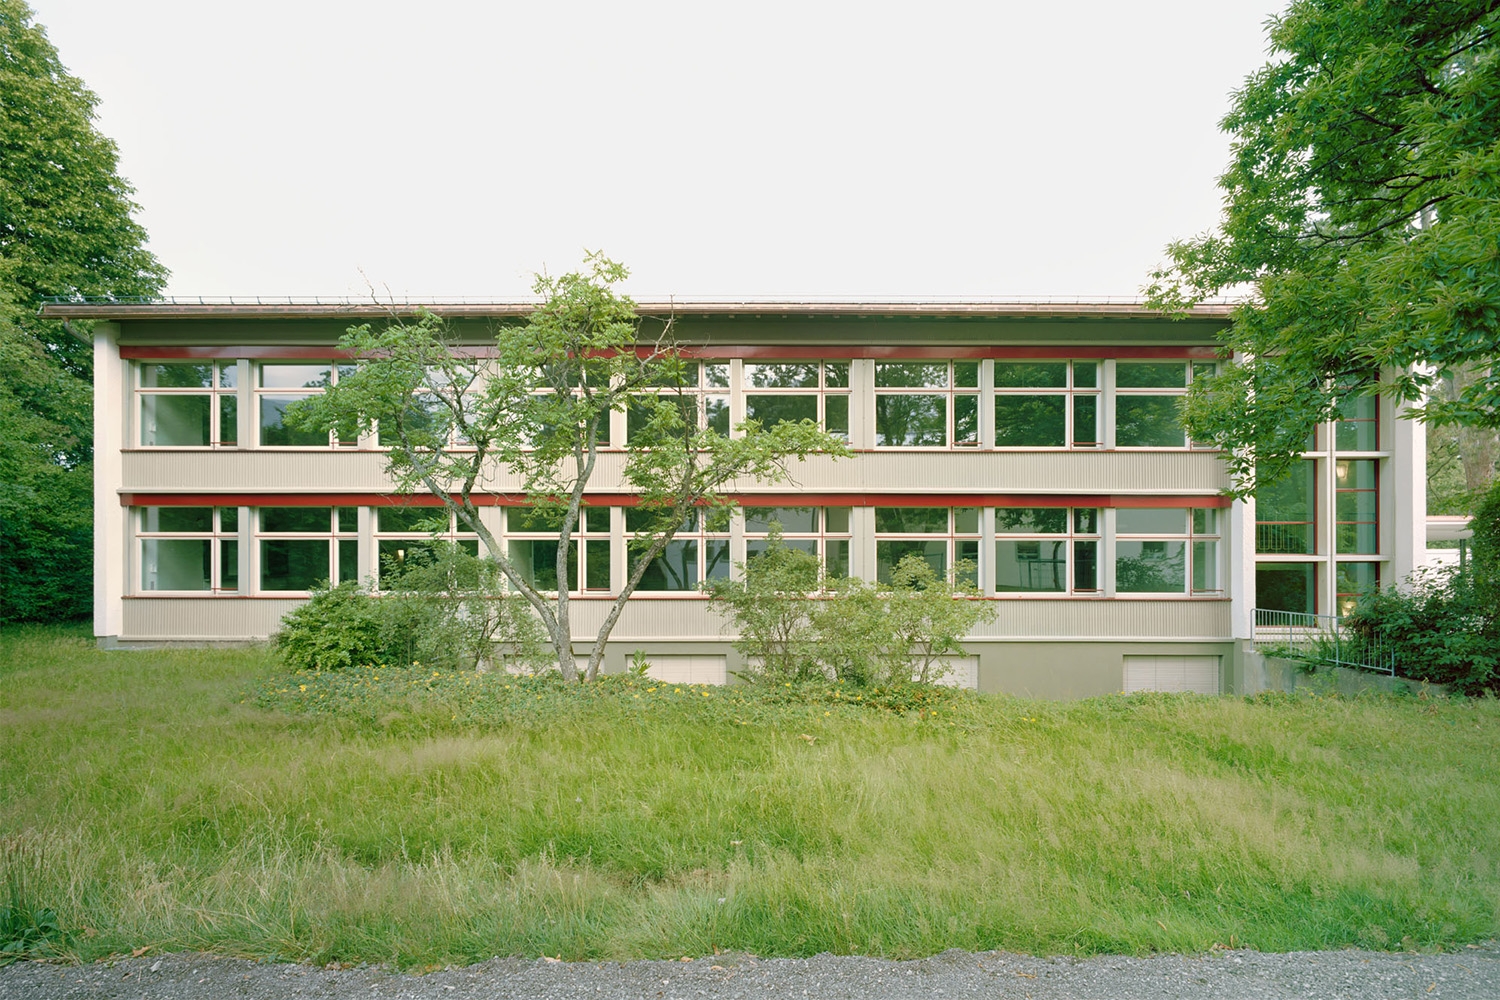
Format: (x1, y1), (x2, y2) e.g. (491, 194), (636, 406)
(1114, 507), (1220, 594)
(503, 506), (608, 593)
(138, 362), (237, 447)
(376, 506), (479, 588)
(873, 362), (979, 447)
(1256, 461), (1317, 554)
(138, 506), (239, 591)
(1114, 361), (1213, 448)
(628, 508), (730, 591)
(993, 507), (1099, 593)
(743, 361), (851, 441)
(1335, 395), (1378, 451)
(873, 507), (979, 584)
(258, 362), (357, 447)
(1335, 561), (1379, 616)
(259, 506), (358, 591)
(992, 361), (1100, 448)
(1335, 460), (1378, 554)
(744, 506), (853, 578)
(1256, 562), (1317, 615)
(627, 362), (730, 443)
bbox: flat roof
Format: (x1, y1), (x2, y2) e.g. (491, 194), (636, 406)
(40, 298), (1238, 321)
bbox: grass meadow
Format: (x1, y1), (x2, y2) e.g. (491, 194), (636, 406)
(2, 624), (1498, 969)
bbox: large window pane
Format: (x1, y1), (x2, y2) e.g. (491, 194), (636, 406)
(141, 394), (210, 446)
(1335, 396), (1378, 451)
(508, 539), (577, 591)
(260, 539), (330, 591)
(745, 394), (817, 428)
(260, 395), (327, 446)
(994, 395), (1066, 447)
(1257, 562), (1316, 614)
(996, 539), (1067, 592)
(1115, 396), (1185, 447)
(874, 508), (948, 533)
(1193, 540), (1219, 591)
(876, 540), (946, 583)
(1115, 540), (1186, 592)
(634, 539), (698, 591)
(1074, 540), (1098, 591)
(1256, 462), (1317, 554)
(1336, 562), (1379, 615)
(141, 539), (211, 591)
(875, 395), (946, 446)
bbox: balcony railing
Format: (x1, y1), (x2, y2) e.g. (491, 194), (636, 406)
(1255, 522), (1314, 554)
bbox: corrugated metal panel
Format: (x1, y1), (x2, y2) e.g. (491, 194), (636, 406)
(564, 599), (727, 642)
(122, 598), (303, 639)
(122, 449), (1227, 496)
(971, 600), (1230, 639)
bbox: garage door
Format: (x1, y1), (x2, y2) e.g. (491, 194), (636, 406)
(1123, 655), (1220, 694)
(642, 654), (728, 686)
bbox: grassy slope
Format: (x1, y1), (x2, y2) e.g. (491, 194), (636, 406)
(1, 624), (1497, 968)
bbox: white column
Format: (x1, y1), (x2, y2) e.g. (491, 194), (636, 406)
(849, 359), (874, 450)
(1228, 496), (1255, 639)
(1101, 507), (1117, 596)
(1389, 396), (1426, 585)
(93, 324), (126, 640)
(1101, 360), (1117, 450)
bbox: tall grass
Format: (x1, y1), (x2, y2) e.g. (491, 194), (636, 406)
(2, 624), (1498, 968)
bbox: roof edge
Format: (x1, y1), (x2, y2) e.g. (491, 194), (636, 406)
(39, 300), (1239, 321)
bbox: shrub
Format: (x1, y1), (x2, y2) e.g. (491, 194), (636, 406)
(1343, 565), (1500, 694)
(706, 528), (823, 683)
(274, 582), (386, 671)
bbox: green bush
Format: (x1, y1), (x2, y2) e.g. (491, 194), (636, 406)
(1343, 566), (1500, 694)
(274, 582), (386, 671)
(709, 541), (996, 687)
(273, 547), (549, 673)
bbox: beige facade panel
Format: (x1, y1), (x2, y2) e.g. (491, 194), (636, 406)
(973, 599), (1230, 640)
(122, 598), (304, 640)
(122, 449), (1229, 496)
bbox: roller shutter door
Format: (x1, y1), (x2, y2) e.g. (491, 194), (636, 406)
(1123, 655), (1220, 694)
(643, 654), (728, 686)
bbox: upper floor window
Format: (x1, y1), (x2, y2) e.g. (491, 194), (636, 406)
(627, 362), (730, 443)
(138, 363), (237, 447)
(874, 362), (979, 447)
(993, 362), (1100, 448)
(744, 361), (851, 441)
(1256, 461), (1318, 555)
(1335, 395), (1379, 451)
(1114, 361), (1214, 448)
(259, 363), (358, 447)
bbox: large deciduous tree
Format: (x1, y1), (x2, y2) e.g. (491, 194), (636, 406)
(1, 1), (168, 622)
(1148, 0), (1500, 495)
(291, 254), (849, 681)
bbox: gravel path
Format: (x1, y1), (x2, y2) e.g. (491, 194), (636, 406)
(4, 945), (1498, 1000)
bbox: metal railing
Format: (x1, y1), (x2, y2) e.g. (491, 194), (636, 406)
(1253, 608), (1397, 676)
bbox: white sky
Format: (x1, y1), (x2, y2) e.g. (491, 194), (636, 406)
(31, 1), (1285, 301)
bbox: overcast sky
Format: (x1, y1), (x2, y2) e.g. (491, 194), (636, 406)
(31, 1), (1286, 301)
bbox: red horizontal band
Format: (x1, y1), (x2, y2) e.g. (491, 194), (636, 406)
(122, 492), (1232, 509)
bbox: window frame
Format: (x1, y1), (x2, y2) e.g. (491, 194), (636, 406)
(872, 361), (980, 449)
(991, 361), (1101, 450)
(136, 361), (239, 448)
(136, 505), (241, 593)
(992, 507), (1101, 595)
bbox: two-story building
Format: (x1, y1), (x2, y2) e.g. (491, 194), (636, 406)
(46, 299), (1426, 696)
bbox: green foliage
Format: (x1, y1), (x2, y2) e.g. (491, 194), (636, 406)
(710, 548), (995, 687)
(1, 836), (64, 966)
(1343, 566), (1500, 694)
(1471, 477), (1500, 601)
(274, 583), (387, 672)
(0, 2), (167, 621)
(8, 627), (1500, 964)
(273, 556), (550, 675)
(1148, 1), (1500, 493)
(289, 254), (848, 680)
(706, 528), (823, 683)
